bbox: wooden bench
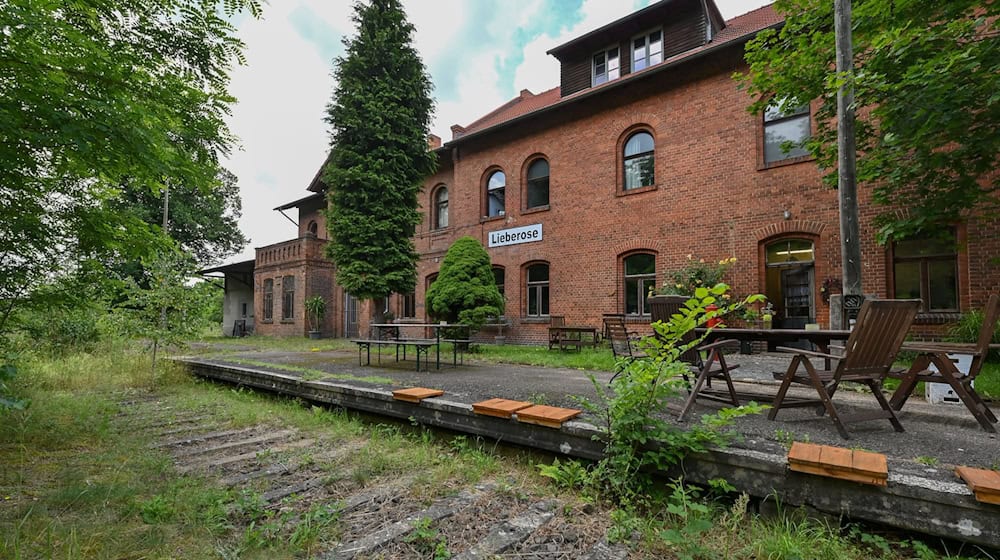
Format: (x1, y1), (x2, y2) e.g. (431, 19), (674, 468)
(351, 338), (437, 371)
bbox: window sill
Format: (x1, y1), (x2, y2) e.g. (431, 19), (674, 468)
(758, 154), (815, 171)
(913, 312), (961, 325)
(523, 205), (550, 215)
(423, 226), (451, 237)
(617, 184), (657, 197)
(625, 315), (651, 324)
(521, 317), (551, 324)
(280, 320), (295, 324)
(480, 215), (506, 224)
(261, 320), (273, 324)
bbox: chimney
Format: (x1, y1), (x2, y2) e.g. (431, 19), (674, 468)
(427, 134), (441, 149)
(450, 124), (466, 139)
(519, 88), (533, 98)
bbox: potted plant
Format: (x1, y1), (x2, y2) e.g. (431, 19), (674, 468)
(305, 296), (326, 339)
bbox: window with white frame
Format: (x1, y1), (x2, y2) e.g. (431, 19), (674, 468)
(763, 99), (810, 163)
(632, 29), (663, 72)
(486, 170), (505, 217)
(433, 186), (448, 229)
(623, 131), (655, 190)
(592, 46), (620, 86)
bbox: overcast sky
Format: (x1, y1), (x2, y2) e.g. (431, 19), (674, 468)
(221, 0), (772, 263)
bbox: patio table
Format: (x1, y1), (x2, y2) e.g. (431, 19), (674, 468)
(548, 325), (599, 351)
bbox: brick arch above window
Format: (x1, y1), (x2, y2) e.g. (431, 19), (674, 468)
(611, 239), (662, 257)
(752, 220), (826, 243)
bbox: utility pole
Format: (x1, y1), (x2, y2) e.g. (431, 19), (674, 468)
(835, 0), (862, 296)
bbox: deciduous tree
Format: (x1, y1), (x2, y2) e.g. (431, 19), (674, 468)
(739, 0), (1000, 242)
(323, 0), (436, 300)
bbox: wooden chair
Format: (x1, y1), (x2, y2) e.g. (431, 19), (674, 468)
(888, 293), (998, 432)
(650, 296), (741, 421)
(769, 299), (920, 439)
(548, 315), (565, 350)
(605, 316), (647, 381)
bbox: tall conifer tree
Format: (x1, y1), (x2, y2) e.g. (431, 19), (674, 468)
(324, 0), (436, 300)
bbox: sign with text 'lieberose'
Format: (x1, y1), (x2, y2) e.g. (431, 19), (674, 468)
(487, 223), (543, 248)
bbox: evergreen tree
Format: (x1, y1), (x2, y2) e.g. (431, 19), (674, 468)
(324, 0), (436, 300)
(426, 237), (504, 331)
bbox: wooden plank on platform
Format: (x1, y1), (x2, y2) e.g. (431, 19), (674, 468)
(515, 405), (581, 429)
(788, 442), (887, 487)
(472, 398), (533, 419)
(955, 466), (1000, 505)
(392, 387), (445, 403)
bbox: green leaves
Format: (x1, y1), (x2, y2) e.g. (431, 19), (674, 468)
(324, 0), (435, 299)
(425, 237), (504, 331)
(741, 0), (1000, 242)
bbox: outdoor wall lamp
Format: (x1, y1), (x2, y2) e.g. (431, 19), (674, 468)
(783, 210), (792, 220)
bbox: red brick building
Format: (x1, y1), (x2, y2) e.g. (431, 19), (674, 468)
(237, 0), (998, 342)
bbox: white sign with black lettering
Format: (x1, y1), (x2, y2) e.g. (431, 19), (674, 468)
(487, 223), (543, 248)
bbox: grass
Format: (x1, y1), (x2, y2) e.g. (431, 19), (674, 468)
(467, 343), (617, 371)
(187, 334), (356, 354)
(217, 357), (395, 385)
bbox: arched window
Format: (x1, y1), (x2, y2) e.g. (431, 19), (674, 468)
(433, 186), (448, 229)
(526, 263), (549, 317)
(623, 131), (655, 190)
(525, 159), (549, 209)
(624, 253), (655, 316)
(486, 170), (505, 217)
(307, 221), (318, 237)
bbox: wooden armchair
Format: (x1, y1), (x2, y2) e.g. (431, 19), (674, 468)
(650, 295), (740, 421)
(605, 316), (647, 381)
(769, 299), (920, 439)
(548, 315), (565, 350)
(888, 293), (998, 432)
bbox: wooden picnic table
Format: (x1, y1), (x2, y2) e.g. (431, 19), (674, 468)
(353, 323), (470, 371)
(548, 325), (599, 351)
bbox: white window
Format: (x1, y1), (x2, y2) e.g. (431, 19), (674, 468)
(764, 99), (810, 163)
(592, 46), (620, 86)
(632, 29), (663, 72)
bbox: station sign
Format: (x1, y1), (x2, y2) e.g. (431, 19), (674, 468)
(487, 223), (543, 248)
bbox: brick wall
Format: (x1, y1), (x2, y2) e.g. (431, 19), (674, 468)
(254, 237), (337, 338)
(409, 47), (1000, 344)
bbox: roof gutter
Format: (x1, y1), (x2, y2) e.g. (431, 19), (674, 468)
(445, 21), (782, 149)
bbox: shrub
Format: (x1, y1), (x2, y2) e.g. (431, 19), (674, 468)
(655, 255), (736, 296)
(425, 237), (504, 331)
(948, 308), (1000, 360)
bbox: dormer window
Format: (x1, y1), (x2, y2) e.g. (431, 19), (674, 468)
(632, 29), (663, 72)
(592, 46), (620, 86)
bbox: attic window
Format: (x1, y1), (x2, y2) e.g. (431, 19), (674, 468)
(632, 29), (663, 72)
(592, 46), (620, 86)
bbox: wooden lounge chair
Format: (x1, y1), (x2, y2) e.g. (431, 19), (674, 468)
(605, 316), (647, 381)
(769, 299), (920, 439)
(650, 295), (740, 421)
(888, 293), (998, 433)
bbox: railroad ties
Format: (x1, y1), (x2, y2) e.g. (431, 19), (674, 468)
(117, 393), (628, 559)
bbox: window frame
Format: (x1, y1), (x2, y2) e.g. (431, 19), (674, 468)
(432, 184), (448, 230)
(281, 275), (295, 321)
(484, 169), (506, 218)
(401, 292), (416, 319)
(623, 253), (656, 317)
(889, 231), (960, 314)
(525, 262), (550, 319)
(592, 44), (621, 87)
(493, 266), (505, 299)
(762, 99), (811, 165)
(262, 278), (274, 322)
(524, 157), (550, 210)
(622, 129), (656, 192)
(631, 28), (663, 73)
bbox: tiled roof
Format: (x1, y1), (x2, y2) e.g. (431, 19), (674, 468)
(451, 4), (781, 141)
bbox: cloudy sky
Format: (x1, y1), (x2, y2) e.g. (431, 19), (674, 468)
(221, 0), (772, 263)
